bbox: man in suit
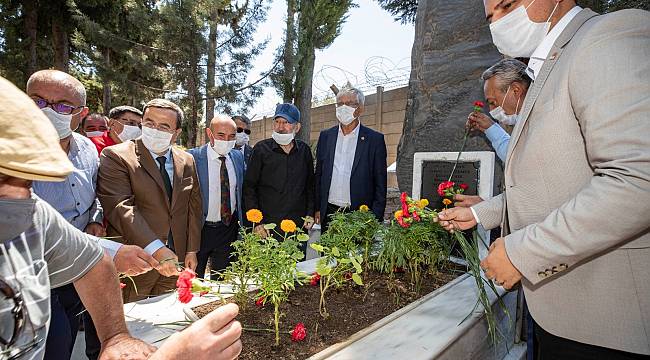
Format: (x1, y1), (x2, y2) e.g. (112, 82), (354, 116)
(232, 115), (253, 170)
(315, 86), (387, 231)
(188, 115), (245, 279)
(98, 98), (203, 303)
(439, 1), (650, 358)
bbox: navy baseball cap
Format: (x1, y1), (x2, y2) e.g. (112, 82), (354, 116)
(274, 103), (300, 124)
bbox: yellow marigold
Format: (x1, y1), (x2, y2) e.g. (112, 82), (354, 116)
(246, 209), (263, 224)
(280, 219), (297, 233)
(394, 210), (403, 220)
(442, 198), (452, 206)
(359, 204), (369, 212)
(417, 199), (429, 209)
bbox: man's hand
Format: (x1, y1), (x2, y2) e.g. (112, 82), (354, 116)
(466, 111), (494, 132)
(437, 207), (477, 232)
(253, 225), (268, 238)
(185, 252), (198, 272)
(114, 245), (159, 276)
(303, 216), (314, 230)
(151, 303), (242, 360)
(85, 222), (107, 237)
(453, 194), (483, 208)
(480, 237), (522, 290)
(99, 333), (156, 360)
(314, 211), (321, 225)
(152, 247), (181, 277)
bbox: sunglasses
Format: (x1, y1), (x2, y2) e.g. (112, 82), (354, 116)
(237, 127), (251, 135)
(32, 98), (83, 116)
(0, 278), (41, 359)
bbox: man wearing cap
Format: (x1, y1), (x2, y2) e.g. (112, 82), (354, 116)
(232, 115), (253, 170)
(0, 75), (243, 360)
(89, 105), (143, 155)
(98, 98), (203, 303)
(243, 103), (315, 245)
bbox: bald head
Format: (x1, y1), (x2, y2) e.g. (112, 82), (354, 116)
(27, 70), (86, 105)
(206, 114), (237, 145)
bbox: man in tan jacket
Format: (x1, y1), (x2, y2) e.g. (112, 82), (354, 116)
(98, 99), (202, 302)
(439, 1), (650, 358)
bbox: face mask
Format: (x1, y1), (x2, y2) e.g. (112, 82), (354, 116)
(489, 86), (521, 126)
(118, 125), (142, 142)
(212, 139), (236, 156)
(41, 107), (73, 139)
(489, 0), (559, 58)
(272, 131), (294, 146)
(86, 131), (104, 138)
(336, 105), (357, 126)
(141, 126), (173, 153)
(235, 132), (249, 146)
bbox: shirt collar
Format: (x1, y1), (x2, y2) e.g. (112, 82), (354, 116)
(207, 144), (229, 160)
(338, 121), (361, 137)
(148, 147), (172, 163)
(526, 6), (582, 80)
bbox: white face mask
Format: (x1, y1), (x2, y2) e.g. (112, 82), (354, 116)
(141, 126), (173, 153)
(118, 125), (142, 142)
(85, 131), (104, 138)
(489, 86), (521, 126)
(272, 131), (294, 146)
(42, 107), (73, 139)
(489, 0), (559, 58)
(212, 139), (236, 156)
(235, 132), (249, 146)
(335, 105), (357, 126)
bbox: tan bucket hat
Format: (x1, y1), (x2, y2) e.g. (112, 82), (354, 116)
(0, 76), (74, 181)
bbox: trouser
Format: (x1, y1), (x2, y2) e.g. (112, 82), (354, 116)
(196, 218), (239, 280)
(321, 203), (350, 233)
(83, 311), (101, 360)
(533, 317), (650, 360)
(121, 270), (178, 303)
(44, 284), (83, 360)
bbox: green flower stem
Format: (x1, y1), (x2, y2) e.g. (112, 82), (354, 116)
(448, 129), (471, 182)
(274, 302), (280, 345)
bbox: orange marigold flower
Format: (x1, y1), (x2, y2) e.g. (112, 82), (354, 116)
(417, 199), (429, 208)
(394, 210), (403, 220)
(246, 209), (263, 224)
(359, 204), (369, 212)
(280, 219), (297, 233)
(442, 198), (452, 206)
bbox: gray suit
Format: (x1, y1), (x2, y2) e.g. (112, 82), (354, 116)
(473, 9), (650, 355)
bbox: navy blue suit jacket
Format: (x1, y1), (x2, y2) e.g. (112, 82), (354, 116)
(315, 124), (387, 222)
(187, 145), (245, 226)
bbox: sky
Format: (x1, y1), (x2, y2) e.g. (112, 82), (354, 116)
(243, 0), (415, 119)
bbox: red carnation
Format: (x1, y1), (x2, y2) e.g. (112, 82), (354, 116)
(178, 288), (193, 304)
(400, 192), (411, 217)
(256, 296), (265, 307)
(474, 101), (484, 107)
(176, 269), (196, 303)
(310, 273), (321, 286)
(291, 323), (307, 342)
(460, 183), (468, 190)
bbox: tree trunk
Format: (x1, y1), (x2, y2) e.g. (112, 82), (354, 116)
(102, 48), (112, 113)
(206, 11), (218, 124)
(23, 0), (38, 77)
(51, 17), (69, 71)
(294, 47), (315, 144)
(187, 56), (200, 148)
(282, 0), (296, 102)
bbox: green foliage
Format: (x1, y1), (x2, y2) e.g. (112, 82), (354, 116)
(321, 208), (381, 269)
(375, 0), (418, 24)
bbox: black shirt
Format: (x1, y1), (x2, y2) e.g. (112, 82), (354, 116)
(243, 138), (315, 227)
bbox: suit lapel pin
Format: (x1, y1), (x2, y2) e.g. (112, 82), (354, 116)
(361, 136), (365, 141)
(549, 52), (558, 60)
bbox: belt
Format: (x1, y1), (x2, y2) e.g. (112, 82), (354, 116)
(204, 221), (222, 227)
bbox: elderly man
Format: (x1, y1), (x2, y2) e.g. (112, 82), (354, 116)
(440, 1), (650, 358)
(0, 75), (242, 360)
(89, 105), (143, 155)
(314, 86), (387, 231)
(232, 115), (253, 169)
(98, 99), (203, 303)
(26, 69), (131, 360)
(82, 113), (109, 138)
(243, 103), (315, 244)
(188, 115), (245, 279)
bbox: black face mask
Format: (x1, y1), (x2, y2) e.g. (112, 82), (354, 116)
(0, 197), (36, 242)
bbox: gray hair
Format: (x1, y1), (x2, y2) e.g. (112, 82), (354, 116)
(336, 85), (365, 106)
(108, 105), (143, 119)
(232, 114), (251, 127)
(143, 98), (184, 130)
(481, 59), (532, 93)
(26, 69), (87, 105)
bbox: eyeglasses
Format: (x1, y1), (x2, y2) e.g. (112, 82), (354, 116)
(32, 98), (83, 115)
(237, 127), (251, 135)
(0, 278), (41, 360)
(142, 122), (175, 134)
(115, 118), (142, 128)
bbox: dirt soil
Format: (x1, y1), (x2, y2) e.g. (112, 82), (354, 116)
(192, 265), (462, 360)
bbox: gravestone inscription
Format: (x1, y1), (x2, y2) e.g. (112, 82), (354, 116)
(420, 161), (480, 209)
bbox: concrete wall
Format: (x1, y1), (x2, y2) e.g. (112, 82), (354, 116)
(248, 86), (408, 189)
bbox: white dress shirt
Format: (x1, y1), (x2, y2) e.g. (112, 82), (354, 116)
(526, 6), (582, 80)
(206, 146), (237, 222)
(328, 123), (360, 207)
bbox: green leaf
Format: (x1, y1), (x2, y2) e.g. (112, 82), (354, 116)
(310, 243), (325, 252)
(331, 247), (340, 257)
(297, 233), (310, 242)
(351, 257), (362, 273)
(292, 252), (305, 261)
(264, 223), (277, 230)
(351, 273), (363, 285)
(316, 263), (332, 275)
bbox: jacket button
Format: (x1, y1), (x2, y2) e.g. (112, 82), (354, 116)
(538, 272), (547, 279)
(545, 269), (553, 276)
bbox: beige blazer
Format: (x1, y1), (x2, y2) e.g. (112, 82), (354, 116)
(97, 139), (202, 261)
(473, 9), (650, 354)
